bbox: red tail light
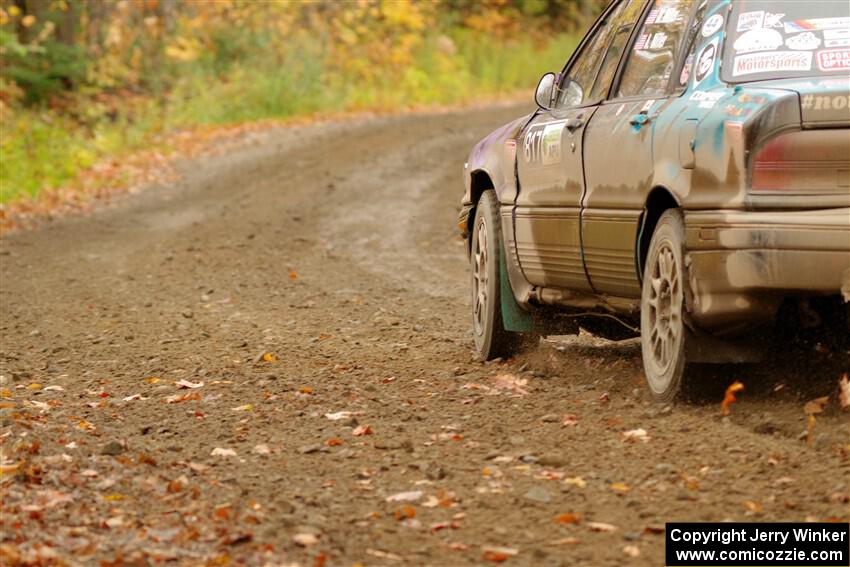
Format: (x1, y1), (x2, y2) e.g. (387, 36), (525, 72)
(751, 130), (850, 193)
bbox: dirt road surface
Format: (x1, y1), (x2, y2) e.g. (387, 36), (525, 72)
(1, 103), (848, 567)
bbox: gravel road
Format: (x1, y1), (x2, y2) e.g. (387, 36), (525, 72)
(1, 103), (847, 566)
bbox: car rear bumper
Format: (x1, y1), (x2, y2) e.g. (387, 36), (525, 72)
(683, 208), (850, 332)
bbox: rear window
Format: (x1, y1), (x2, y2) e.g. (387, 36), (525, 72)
(723, 1), (850, 83)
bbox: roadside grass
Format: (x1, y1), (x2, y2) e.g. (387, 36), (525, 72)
(0, 33), (577, 205)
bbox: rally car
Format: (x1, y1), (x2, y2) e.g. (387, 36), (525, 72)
(459, 0), (850, 401)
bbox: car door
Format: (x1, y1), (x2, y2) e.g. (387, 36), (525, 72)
(513, 0), (642, 291)
(581, 0), (697, 297)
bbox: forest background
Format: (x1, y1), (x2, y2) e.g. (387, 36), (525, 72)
(0, 0), (605, 206)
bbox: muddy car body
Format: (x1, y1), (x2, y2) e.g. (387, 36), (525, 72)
(459, 0), (850, 401)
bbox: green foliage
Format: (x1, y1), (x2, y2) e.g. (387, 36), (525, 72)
(2, 38), (87, 103)
(0, 0), (598, 204)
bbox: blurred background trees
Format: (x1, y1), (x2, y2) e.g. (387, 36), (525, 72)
(0, 0), (606, 203)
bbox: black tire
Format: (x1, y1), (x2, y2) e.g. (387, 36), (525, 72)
(640, 209), (691, 403)
(471, 190), (518, 359)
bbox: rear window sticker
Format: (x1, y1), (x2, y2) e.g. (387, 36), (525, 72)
(763, 12), (785, 28)
(689, 90), (726, 108)
(816, 48), (850, 72)
(784, 17), (850, 34)
(824, 29), (850, 40)
(701, 14), (724, 37)
(824, 30), (850, 47)
(650, 32), (669, 49)
(734, 28), (783, 54)
(655, 6), (680, 24)
(737, 10), (764, 32)
(679, 53), (694, 84)
(694, 37), (719, 87)
(634, 33), (649, 50)
(645, 7), (659, 24)
(733, 51), (813, 76)
(785, 32), (821, 51)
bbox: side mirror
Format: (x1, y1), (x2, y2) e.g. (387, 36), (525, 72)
(534, 72), (557, 110)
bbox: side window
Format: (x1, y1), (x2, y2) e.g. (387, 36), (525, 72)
(555, 0), (640, 108)
(587, 1), (645, 102)
(617, 0), (696, 99)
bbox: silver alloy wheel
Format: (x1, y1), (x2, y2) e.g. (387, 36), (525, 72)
(472, 217), (488, 336)
(646, 242), (682, 376)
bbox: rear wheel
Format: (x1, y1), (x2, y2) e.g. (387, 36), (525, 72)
(640, 209), (690, 402)
(471, 190), (518, 359)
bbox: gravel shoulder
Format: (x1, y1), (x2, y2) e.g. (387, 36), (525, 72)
(1, 103), (848, 566)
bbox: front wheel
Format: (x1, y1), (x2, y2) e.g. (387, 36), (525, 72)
(640, 209), (690, 402)
(471, 190), (519, 359)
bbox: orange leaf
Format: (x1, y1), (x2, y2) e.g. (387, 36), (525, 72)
(352, 425), (373, 436)
(555, 513), (580, 524)
(325, 438), (344, 446)
(289, 270), (298, 281)
(299, 386), (313, 394)
(482, 551), (508, 562)
(262, 352), (278, 362)
(804, 396), (829, 415)
(394, 505), (416, 520)
(721, 381), (744, 416)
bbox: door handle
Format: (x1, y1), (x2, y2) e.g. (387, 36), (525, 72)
(565, 118), (584, 132)
(629, 114), (651, 126)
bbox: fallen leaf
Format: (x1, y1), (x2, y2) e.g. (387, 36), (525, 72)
(366, 549), (403, 561)
(394, 505), (416, 520)
(324, 411), (352, 420)
(744, 500), (763, 514)
(610, 482), (630, 492)
(563, 477), (587, 488)
(804, 396), (829, 415)
(262, 352), (278, 362)
(210, 448), (237, 457)
(165, 392), (201, 404)
(325, 438), (344, 446)
(562, 414), (578, 427)
(175, 379), (204, 389)
(555, 513), (580, 524)
(293, 533), (318, 547)
(587, 521), (618, 532)
(386, 490), (422, 503)
(721, 381), (744, 416)
(352, 424), (373, 436)
(252, 444), (271, 455)
(42, 385), (64, 392)
(288, 270), (298, 281)
(622, 428), (650, 443)
(490, 374), (529, 396)
(231, 404), (253, 411)
(482, 547), (519, 562)
(145, 377), (163, 384)
(623, 545), (640, 558)
(122, 394), (148, 401)
(27, 383), (42, 391)
(299, 386), (313, 394)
